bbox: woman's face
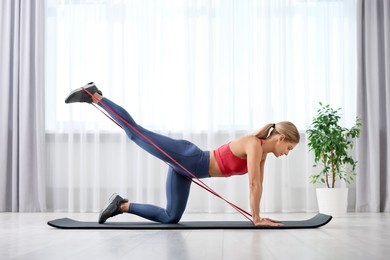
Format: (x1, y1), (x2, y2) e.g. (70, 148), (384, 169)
(274, 135), (297, 158)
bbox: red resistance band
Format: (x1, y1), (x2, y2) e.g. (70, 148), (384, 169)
(83, 88), (253, 223)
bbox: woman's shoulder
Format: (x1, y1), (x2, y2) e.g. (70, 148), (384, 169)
(229, 135), (263, 159)
(232, 135), (262, 151)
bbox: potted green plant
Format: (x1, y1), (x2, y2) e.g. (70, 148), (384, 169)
(306, 102), (362, 216)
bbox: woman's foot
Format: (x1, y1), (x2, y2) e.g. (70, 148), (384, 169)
(98, 193), (129, 224)
(65, 82), (102, 104)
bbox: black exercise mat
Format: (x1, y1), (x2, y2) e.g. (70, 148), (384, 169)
(48, 213), (331, 230)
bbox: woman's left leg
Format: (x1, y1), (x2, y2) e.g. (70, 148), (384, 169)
(97, 97), (210, 178)
(128, 167), (192, 224)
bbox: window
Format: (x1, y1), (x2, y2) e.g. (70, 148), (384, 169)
(45, 0), (357, 133)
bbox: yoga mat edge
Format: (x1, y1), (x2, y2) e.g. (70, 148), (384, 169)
(48, 213), (332, 230)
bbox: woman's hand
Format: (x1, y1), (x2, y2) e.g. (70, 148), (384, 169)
(253, 217), (284, 227)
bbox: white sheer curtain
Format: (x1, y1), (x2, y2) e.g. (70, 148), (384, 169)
(45, 0), (357, 213)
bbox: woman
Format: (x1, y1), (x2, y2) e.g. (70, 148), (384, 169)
(65, 82), (300, 227)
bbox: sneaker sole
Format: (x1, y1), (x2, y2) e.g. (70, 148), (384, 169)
(98, 193), (120, 224)
(64, 83), (96, 103)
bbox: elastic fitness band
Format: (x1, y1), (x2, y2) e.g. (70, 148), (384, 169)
(82, 88), (253, 223)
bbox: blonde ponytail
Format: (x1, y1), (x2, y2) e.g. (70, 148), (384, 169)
(254, 123), (275, 139)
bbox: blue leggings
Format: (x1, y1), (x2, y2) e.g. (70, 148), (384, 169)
(98, 98), (210, 224)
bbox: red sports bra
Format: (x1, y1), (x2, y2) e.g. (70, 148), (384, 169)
(213, 140), (263, 177)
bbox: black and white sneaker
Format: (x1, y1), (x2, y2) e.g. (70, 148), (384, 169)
(98, 193), (129, 224)
(65, 82), (102, 104)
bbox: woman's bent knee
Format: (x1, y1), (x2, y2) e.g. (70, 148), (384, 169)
(162, 215), (181, 224)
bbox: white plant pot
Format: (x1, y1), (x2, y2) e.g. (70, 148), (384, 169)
(316, 188), (348, 217)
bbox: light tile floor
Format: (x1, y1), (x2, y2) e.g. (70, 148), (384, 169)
(1, 212), (389, 260)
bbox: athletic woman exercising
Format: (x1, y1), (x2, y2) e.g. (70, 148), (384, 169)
(65, 82), (299, 227)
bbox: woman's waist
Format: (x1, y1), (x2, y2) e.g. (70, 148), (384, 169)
(209, 151), (224, 177)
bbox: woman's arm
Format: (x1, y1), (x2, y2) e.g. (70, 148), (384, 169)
(246, 138), (283, 227)
(246, 137), (263, 222)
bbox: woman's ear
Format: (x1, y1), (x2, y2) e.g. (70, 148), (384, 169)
(278, 134), (285, 142)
